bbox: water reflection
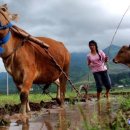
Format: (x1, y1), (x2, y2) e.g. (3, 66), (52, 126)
(0, 127), (9, 130)
(57, 109), (67, 130)
(44, 120), (53, 130)
(21, 119), (29, 130)
(96, 99), (113, 129)
(0, 98), (119, 130)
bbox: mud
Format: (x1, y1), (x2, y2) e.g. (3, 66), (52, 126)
(0, 97), (120, 130)
(0, 101), (57, 116)
(0, 93), (96, 116)
(0, 94), (124, 130)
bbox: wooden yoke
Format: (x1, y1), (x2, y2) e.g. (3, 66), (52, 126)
(11, 25), (49, 49)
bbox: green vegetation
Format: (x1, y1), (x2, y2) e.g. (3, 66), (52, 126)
(0, 45), (130, 129)
(76, 96), (130, 130)
(0, 44), (130, 94)
(0, 92), (77, 107)
(0, 94), (20, 107)
(109, 96), (130, 130)
(0, 92), (130, 129)
(0, 118), (10, 126)
(120, 96), (130, 111)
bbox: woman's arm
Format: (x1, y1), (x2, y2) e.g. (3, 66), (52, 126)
(100, 50), (109, 62)
(87, 58), (91, 65)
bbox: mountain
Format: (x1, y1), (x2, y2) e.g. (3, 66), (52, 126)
(70, 52), (88, 81)
(70, 44), (122, 81)
(0, 44), (130, 93)
(0, 73), (17, 94)
(0, 72), (7, 79)
(103, 44), (121, 59)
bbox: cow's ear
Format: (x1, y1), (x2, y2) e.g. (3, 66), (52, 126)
(9, 14), (19, 22)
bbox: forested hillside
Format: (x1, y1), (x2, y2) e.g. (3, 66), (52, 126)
(0, 44), (130, 94)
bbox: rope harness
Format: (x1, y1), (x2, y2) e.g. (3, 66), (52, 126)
(0, 20), (81, 97)
(1, 4), (130, 98)
(0, 22), (13, 53)
(28, 39), (81, 96)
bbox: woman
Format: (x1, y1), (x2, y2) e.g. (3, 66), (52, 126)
(87, 40), (111, 100)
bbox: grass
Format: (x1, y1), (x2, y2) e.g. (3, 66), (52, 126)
(0, 92), (77, 107)
(76, 97), (130, 130)
(0, 94), (20, 107)
(0, 91), (130, 129)
(0, 88), (129, 105)
(0, 93), (52, 107)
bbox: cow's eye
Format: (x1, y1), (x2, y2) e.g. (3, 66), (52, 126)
(119, 50), (123, 53)
(1, 7), (6, 12)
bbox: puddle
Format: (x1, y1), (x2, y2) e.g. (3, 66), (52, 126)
(0, 97), (119, 130)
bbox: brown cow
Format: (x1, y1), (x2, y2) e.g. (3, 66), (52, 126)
(113, 45), (130, 67)
(0, 5), (70, 114)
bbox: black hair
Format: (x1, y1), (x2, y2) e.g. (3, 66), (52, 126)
(89, 40), (101, 60)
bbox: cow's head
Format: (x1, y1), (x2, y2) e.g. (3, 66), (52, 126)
(0, 4), (19, 54)
(113, 45), (130, 66)
(0, 4), (18, 26)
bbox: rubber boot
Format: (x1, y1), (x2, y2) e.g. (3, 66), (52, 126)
(97, 92), (101, 101)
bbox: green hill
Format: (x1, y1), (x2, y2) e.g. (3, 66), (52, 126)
(0, 73), (17, 94)
(103, 44), (121, 60)
(1, 44), (130, 93)
(70, 44), (130, 87)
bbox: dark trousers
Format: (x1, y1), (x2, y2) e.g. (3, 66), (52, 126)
(93, 70), (111, 93)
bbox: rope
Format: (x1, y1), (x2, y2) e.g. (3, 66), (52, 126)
(107, 5), (130, 58)
(106, 5), (130, 70)
(0, 8), (81, 97)
(43, 48), (81, 96)
(29, 43), (81, 96)
(87, 5), (130, 87)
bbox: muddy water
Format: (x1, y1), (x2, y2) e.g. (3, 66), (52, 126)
(0, 98), (119, 130)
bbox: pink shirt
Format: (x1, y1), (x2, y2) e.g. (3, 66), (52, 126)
(87, 50), (107, 73)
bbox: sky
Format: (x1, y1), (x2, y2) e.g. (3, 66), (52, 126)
(0, 0), (130, 72)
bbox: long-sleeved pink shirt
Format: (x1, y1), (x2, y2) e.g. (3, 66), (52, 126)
(87, 50), (107, 73)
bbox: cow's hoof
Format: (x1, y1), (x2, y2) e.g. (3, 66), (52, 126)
(19, 104), (27, 115)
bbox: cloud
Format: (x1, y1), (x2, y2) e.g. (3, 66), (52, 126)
(0, 0), (130, 71)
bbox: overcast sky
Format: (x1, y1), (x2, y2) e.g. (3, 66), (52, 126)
(0, 0), (130, 72)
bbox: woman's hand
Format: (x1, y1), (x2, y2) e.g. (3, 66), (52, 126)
(105, 56), (108, 62)
(88, 59), (91, 65)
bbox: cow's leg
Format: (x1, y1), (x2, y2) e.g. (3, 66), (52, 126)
(59, 67), (69, 106)
(54, 79), (62, 105)
(56, 85), (60, 99)
(26, 100), (31, 112)
(15, 83), (31, 112)
(15, 82), (22, 92)
(54, 79), (60, 99)
(20, 79), (33, 114)
(59, 75), (67, 105)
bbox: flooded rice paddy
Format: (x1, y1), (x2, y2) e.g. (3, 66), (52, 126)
(0, 97), (120, 130)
